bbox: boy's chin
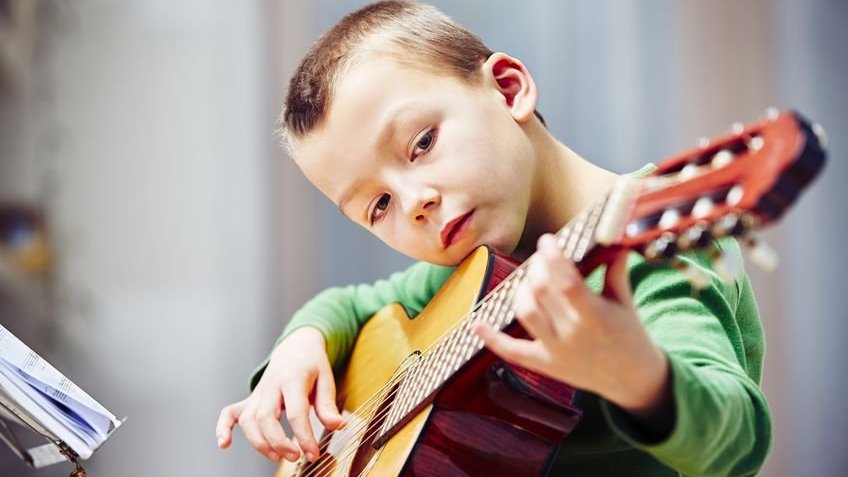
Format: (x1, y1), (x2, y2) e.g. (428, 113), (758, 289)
(425, 254), (466, 267)
(431, 245), (490, 267)
(410, 248), (473, 267)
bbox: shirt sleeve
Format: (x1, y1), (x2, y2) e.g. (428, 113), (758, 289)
(598, 239), (772, 476)
(249, 261), (455, 390)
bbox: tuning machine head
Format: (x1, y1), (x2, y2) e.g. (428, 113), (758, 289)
(644, 232), (678, 261)
(741, 235), (779, 271)
(677, 222), (712, 251)
(711, 213), (750, 238)
(707, 247), (743, 282)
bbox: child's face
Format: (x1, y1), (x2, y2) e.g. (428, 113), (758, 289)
(293, 55), (537, 266)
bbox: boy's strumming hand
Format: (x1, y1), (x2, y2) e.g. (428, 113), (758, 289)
(473, 233), (674, 434)
(215, 327), (343, 463)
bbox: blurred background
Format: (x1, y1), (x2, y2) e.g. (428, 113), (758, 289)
(0, 0), (845, 476)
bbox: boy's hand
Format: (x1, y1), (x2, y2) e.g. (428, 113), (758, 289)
(215, 327), (344, 463)
(473, 234), (673, 427)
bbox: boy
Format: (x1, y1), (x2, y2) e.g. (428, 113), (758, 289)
(216, 1), (771, 475)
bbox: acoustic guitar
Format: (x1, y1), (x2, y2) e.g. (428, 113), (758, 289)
(277, 109), (827, 477)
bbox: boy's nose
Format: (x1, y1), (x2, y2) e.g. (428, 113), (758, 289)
(408, 187), (440, 223)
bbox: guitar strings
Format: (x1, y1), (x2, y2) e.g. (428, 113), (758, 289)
(297, 260), (533, 477)
(296, 201), (604, 477)
(300, 320), (475, 477)
(300, 380), (405, 477)
(310, 354), (422, 462)
(299, 372), (407, 476)
(300, 356), (434, 477)
(302, 360), (443, 477)
(302, 322), (487, 477)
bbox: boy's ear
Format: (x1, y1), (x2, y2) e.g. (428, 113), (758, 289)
(481, 52), (538, 123)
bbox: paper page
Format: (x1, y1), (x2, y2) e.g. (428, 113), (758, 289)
(0, 369), (92, 459)
(0, 358), (115, 438)
(0, 325), (120, 436)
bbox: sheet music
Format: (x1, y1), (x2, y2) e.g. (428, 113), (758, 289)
(0, 325), (122, 459)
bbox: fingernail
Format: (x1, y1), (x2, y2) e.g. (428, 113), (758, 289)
(268, 452), (280, 461)
(306, 451), (316, 462)
(286, 451), (299, 461)
(216, 436), (224, 446)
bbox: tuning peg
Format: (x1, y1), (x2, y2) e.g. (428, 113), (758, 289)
(659, 208), (681, 230)
(742, 235), (779, 271)
(644, 233), (677, 260)
(711, 149), (734, 169)
(680, 163), (700, 179)
(812, 122), (828, 149)
(746, 136), (764, 152)
(671, 258), (711, 290)
(765, 107), (780, 121)
(677, 223), (711, 250)
(731, 122), (744, 135)
(708, 247), (742, 282)
(711, 213), (745, 237)
(726, 185), (745, 206)
(692, 197), (715, 219)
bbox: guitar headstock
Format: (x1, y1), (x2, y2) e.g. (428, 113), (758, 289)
(593, 109), (827, 282)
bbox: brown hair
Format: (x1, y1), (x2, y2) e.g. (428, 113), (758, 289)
(279, 1), (494, 147)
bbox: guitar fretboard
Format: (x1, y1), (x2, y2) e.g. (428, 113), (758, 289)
(377, 195), (609, 442)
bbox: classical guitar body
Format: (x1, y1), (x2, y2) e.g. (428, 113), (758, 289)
(277, 246), (582, 477)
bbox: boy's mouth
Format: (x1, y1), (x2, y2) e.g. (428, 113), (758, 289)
(441, 209), (475, 248)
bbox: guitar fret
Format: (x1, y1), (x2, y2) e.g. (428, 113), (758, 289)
(446, 328), (462, 363)
(420, 353), (436, 400)
(566, 214), (585, 259)
(575, 202), (605, 261)
(504, 279), (517, 326)
(556, 228), (569, 248)
(477, 300), (490, 324)
(435, 346), (450, 390)
(425, 347), (444, 397)
(425, 356), (440, 393)
(490, 297), (503, 327)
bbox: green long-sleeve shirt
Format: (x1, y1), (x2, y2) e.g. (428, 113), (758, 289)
(250, 237), (771, 476)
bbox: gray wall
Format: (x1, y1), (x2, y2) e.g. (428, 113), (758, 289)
(2, 1), (278, 476)
(0, 1), (845, 476)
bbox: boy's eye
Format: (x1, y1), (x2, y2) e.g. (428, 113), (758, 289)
(411, 129), (437, 161)
(369, 193), (391, 225)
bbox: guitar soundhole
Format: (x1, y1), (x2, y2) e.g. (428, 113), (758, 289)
(297, 439), (339, 476)
(346, 383), (397, 476)
(289, 383), (398, 477)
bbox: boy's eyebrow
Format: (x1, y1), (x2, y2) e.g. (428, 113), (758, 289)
(377, 104), (417, 150)
(336, 104), (419, 219)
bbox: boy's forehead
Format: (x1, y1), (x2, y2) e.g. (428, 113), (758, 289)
(299, 59), (457, 166)
(334, 56), (441, 111)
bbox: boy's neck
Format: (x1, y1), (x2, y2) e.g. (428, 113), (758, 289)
(512, 122), (619, 261)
